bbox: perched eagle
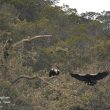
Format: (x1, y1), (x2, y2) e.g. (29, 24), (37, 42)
(70, 71), (110, 85)
(49, 67), (60, 77)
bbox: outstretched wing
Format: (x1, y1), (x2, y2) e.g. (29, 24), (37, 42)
(70, 71), (110, 81)
(93, 71), (110, 80)
(70, 73), (87, 81)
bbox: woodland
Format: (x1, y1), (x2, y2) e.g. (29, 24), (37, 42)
(0, 0), (110, 110)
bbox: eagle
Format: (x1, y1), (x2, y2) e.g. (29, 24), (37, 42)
(70, 71), (110, 85)
(49, 67), (60, 77)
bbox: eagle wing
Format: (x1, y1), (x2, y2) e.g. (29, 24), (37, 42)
(70, 73), (87, 81)
(70, 71), (109, 81)
(93, 71), (110, 80)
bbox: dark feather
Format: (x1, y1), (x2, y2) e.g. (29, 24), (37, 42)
(49, 69), (60, 77)
(70, 74), (87, 81)
(93, 71), (110, 80)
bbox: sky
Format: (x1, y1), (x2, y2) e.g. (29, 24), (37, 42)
(57, 0), (110, 14)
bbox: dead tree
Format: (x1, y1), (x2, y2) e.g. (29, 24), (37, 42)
(1, 35), (51, 64)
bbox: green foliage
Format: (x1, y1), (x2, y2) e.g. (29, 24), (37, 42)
(0, 0), (110, 110)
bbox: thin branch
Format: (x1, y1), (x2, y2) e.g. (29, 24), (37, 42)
(12, 35), (52, 48)
(11, 75), (58, 90)
(11, 75), (38, 84)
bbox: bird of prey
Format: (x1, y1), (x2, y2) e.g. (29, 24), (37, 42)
(49, 66), (60, 77)
(70, 71), (110, 85)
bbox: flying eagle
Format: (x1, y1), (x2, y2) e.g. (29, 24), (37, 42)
(70, 71), (110, 85)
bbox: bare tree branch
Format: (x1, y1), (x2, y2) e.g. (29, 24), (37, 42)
(11, 75), (58, 90)
(12, 35), (52, 48)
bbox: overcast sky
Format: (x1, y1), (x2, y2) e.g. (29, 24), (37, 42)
(57, 0), (110, 14)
